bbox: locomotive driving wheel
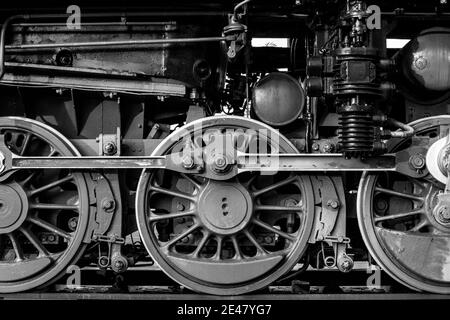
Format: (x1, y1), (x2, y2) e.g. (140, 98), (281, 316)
(358, 116), (450, 293)
(136, 116), (314, 295)
(0, 117), (89, 293)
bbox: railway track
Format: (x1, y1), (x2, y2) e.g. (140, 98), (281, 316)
(1, 267), (449, 300)
(2, 292), (450, 301)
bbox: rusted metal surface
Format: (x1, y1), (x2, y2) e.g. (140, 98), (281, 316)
(377, 228), (450, 283)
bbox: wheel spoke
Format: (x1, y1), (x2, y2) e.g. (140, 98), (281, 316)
(375, 187), (424, 202)
(191, 231), (210, 258)
(179, 173), (202, 190)
(20, 172), (38, 187)
(19, 227), (49, 257)
(29, 203), (79, 211)
(406, 177), (427, 190)
(255, 204), (303, 212)
(7, 232), (24, 261)
(162, 223), (199, 249)
(48, 148), (58, 157)
(27, 217), (72, 240)
(410, 220), (429, 232)
(243, 174), (258, 188)
(231, 235), (243, 259)
(252, 218), (296, 242)
(17, 145), (59, 187)
(213, 235), (223, 260)
(150, 185), (196, 202)
(243, 230), (268, 255)
(28, 174), (74, 197)
(149, 210), (195, 222)
(252, 176), (297, 198)
(19, 133), (32, 156)
(374, 209), (424, 223)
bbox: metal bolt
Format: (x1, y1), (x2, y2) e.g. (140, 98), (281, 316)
(102, 199), (115, 212)
(104, 142), (117, 155)
(312, 143), (320, 151)
(215, 157), (226, 167)
(114, 260), (125, 271)
(339, 258), (354, 273)
(264, 236), (273, 244)
(409, 154), (426, 170)
(182, 156), (195, 169)
(375, 199), (388, 213)
(414, 57), (427, 70)
(68, 217), (78, 231)
(327, 199), (340, 209)
(341, 260), (351, 269)
(181, 236), (189, 243)
(212, 154), (230, 173)
(322, 143), (334, 153)
(98, 256), (109, 268)
(437, 206), (450, 223)
(176, 202), (185, 211)
(48, 234), (56, 242)
(285, 199), (298, 207)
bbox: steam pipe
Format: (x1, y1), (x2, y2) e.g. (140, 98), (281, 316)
(5, 36), (228, 50)
(387, 118), (415, 138)
(0, 15), (30, 78)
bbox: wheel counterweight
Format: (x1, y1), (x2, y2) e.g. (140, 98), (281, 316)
(136, 116), (314, 295)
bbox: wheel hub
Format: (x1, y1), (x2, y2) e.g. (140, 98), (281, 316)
(426, 137), (450, 184)
(436, 206), (450, 224)
(432, 193), (450, 228)
(198, 181), (252, 235)
(0, 182), (28, 234)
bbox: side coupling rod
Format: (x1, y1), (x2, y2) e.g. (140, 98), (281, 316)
(0, 141), (398, 180)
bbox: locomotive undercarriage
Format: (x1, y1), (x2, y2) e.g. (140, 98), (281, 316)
(1, 1), (450, 296)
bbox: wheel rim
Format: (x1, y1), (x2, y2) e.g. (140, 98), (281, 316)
(136, 116), (314, 295)
(0, 117), (89, 293)
(358, 115), (450, 293)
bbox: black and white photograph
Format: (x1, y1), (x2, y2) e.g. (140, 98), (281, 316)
(0, 0), (448, 317)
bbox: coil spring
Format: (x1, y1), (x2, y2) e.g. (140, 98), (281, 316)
(338, 112), (375, 157)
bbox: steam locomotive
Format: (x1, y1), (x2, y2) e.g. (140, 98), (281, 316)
(0, 0), (450, 295)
